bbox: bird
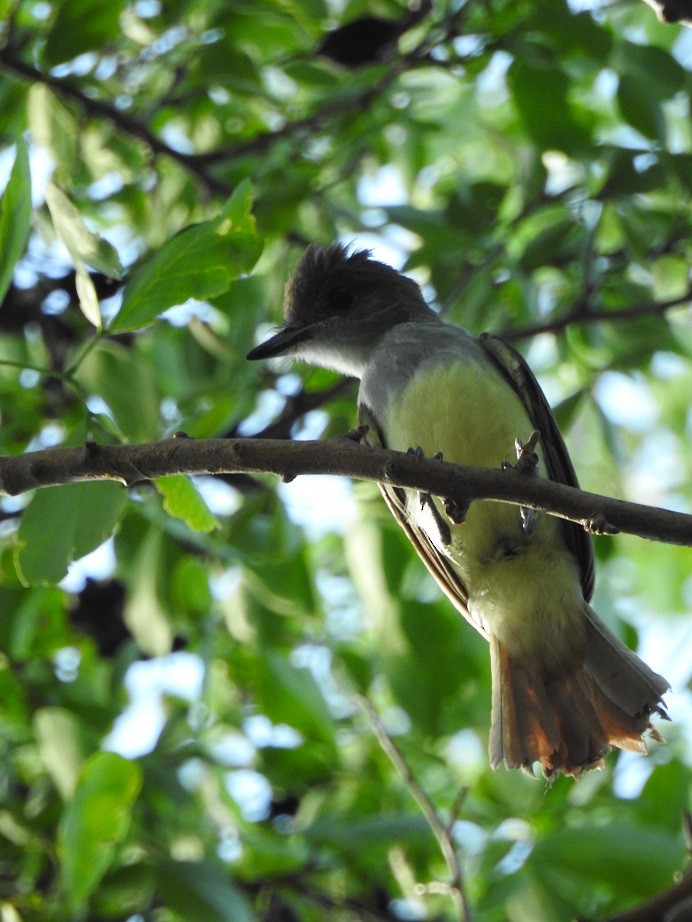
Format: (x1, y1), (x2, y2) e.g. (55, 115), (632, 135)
(247, 242), (669, 778)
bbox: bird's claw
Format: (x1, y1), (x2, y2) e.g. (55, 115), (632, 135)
(513, 430), (541, 475)
(502, 430), (541, 534)
(344, 424), (370, 443)
(444, 497), (468, 525)
(407, 446), (455, 544)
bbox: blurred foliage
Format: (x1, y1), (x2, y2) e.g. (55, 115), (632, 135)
(0, 0), (691, 919)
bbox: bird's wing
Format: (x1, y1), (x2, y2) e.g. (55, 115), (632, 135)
(479, 333), (595, 601)
(358, 404), (490, 640)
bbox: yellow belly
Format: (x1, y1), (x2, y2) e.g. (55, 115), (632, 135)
(385, 356), (544, 557)
(386, 357), (532, 468)
(384, 358), (584, 661)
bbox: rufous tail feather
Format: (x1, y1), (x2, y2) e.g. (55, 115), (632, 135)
(489, 605), (669, 778)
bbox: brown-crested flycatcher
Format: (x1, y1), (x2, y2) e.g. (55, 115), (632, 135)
(247, 243), (669, 778)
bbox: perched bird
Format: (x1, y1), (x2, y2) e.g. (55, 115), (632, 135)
(247, 243), (669, 778)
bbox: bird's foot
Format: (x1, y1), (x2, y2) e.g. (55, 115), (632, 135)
(502, 429), (541, 534)
(343, 424), (370, 443)
(406, 447), (458, 544)
(514, 429), (541, 475)
(426, 451), (469, 525)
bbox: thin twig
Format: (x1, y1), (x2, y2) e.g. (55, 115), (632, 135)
(501, 289), (691, 342)
(578, 869), (692, 922)
(356, 695), (471, 922)
(447, 787), (469, 835)
(228, 377), (356, 441)
(0, 33), (400, 195)
(0, 48), (232, 197)
(282, 876), (401, 921)
(186, 74), (396, 167)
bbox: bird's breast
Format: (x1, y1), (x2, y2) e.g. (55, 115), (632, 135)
(386, 356), (570, 566)
(384, 355), (532, 469)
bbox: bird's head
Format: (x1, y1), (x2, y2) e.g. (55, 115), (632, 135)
(246, 243), (430, 373)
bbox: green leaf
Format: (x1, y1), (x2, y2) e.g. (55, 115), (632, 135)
(538, 6), (612, 61)
(256, 651), (336, 750)
(43, 0), (127, 66)
(74, 265), (102, 329)
(531, 822), (683, 897)
(395, 599), (468, 734)
(307, 812), (430, 850)
(259, 741), (336, 788)
(119, 519), (174, 656)
(45, 184), (123, 329)
(619, 40), (686, 101)
(73, 341), (161, 442)
(0, 137), (31, 306)
(503, 874), (574, 922)
(3, 587), (68, 661)
(625, 536), (689, 613)
(507, 60), (589, 152)
(113, 180), (262, 332)
(44, 185), (123, 279)
(518, 218), (578, 271)
(552, 389), (585, 432)
(28, 85), (79, 173)
(155, 474), (219, 533)
(90, 864), (155, 918)
(58, 752), (142, 906)
(171, 555), (213, 617)
(236, 826), (310, 879)
(34, 708), (93, 799)
(617, 75), (664, 142)
(637, 761), (691, 833)
(668, 152), (692, 192)
(246, 549), (316, 617)
(15, 481), (127, 585)
(601, 148), (665, 196)
(155, 860), (254, 922)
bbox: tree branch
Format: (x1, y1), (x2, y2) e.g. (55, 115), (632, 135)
(1, 436), (690, 546)
(356, 695), (471, 922)
(499, 289), (691, 342)
(0, 41), (399, 197)
(0, 48), (233, 197)
(185, 73), (397, 167)
(228, 377), (356, 441)
(581, 869), (692, 922)
(588, 813), (692, 921)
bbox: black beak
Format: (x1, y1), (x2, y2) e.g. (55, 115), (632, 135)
(246, 324), (313, 361)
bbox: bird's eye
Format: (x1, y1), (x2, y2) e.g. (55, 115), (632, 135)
(326, 285), (354, 311)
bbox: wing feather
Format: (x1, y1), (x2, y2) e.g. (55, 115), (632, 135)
(358, 403), (490, 640)
(479, 332), (594, 600)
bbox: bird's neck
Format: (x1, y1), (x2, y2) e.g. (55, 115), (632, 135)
(357, 319), (481, 427)
(294, 337), (376, 378)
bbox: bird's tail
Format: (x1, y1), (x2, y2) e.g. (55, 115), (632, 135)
(488, 605), (669, 778)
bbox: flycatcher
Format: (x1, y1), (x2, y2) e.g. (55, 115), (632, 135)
(247, 243), (669, 778)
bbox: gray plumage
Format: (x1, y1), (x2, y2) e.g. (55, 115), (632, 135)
(248, 242), (669, 778)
